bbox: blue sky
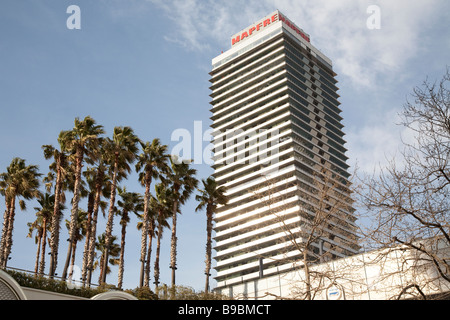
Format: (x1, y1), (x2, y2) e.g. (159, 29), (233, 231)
(0, 0), (449, 292)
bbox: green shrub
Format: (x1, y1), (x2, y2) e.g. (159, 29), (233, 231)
(156, 284), (230, 300)
(5, 270), (229, 300)
(6, 270), (110, 299)
(125, 286), (158, 300)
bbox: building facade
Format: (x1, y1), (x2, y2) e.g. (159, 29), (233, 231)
(209, 10), (360, 292)
(215, 238), (450, 300)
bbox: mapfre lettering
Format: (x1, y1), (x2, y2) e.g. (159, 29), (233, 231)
(232, 13), (278, 46)
(278, 13), (310, 42)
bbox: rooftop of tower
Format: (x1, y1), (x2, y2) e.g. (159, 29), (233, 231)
(212, 10), (332, 71)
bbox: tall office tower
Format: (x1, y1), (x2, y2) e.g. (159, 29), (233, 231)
(209, 10), (360, 294)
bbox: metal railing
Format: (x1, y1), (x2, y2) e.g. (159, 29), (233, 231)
(3, 265), (99, 288)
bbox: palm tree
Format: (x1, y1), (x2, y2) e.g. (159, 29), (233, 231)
(82, 162), (109, 287)
(101, 126), (139, 284)
(0, 157), (41, 268)
(27, 216), (44, 276)
(167, 156), (198, 293)
(136, 205), (157, 289)
(42, 144), (69, 278)
(195, 177), (228, 293)
(27, 193), (58, 276)
(65, 209), (88, 282)
(116, 186), (143, 289)
(135, 138), (169, 288)
(59, 116), (104, 281)
(152, 183), (173, 292)
(95, 233), (121, 285)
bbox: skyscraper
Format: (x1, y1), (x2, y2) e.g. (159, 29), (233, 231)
(209, 10), (359, 295)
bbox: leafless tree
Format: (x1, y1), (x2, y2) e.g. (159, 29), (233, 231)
(356, 68), (450, 296)
(245, 163), (359, 300)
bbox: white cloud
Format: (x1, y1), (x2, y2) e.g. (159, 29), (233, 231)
(146, 0), (268, 52)
(345, 108), (420, 174)
(148, 0), (443, 88)
(346, 124), (402, 173)
(146, 0), (446, 174)
(273, 0), (442, 89)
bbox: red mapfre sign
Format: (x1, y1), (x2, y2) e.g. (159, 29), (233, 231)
(231, 11), (310, 47)
(279, 13), (310, 43)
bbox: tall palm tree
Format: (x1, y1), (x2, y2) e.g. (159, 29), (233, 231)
(116, 186), (143, 289)
(135, 138), (169, 288)
(59, 116), (104, 281)
(167, 156), (198, 293)
(101, 126), (139, 284)
(28, 193), (58, 276)
(195, 177), (228, 293)
(136, 206), (156, 288)
(65, 209), (88, 282)
(82, 161), (109, 287)
(80, 167), (96, 285)
(27, 216), (44, 276)
(0, 157), (41, 268)
(42, 144), (69, 278)
(95, 233), (121, 285)
(152, 183), (173, 292)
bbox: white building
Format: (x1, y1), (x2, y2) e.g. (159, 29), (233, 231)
(209, 10), (360, 293)
(219, 237), (450, 300)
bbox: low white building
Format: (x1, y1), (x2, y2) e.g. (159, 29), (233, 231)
(215, 237), (450, 300)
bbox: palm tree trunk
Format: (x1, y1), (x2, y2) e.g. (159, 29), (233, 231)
(102, 154), (119, 284)
(38, 218), (47, 276)
(49, 163), (62, 278)
(154, 217), (163, 292)
(81, 194), (94, 286)
(86, 171), (103, 287)
(139, 174), (151, 288)
(204, 206), (213, 293)
(98, 252), (105, 285)
(144, 230), (152, 287)
(0, 204), (11, 268)
(170, 198), (179, 296)
(86, 208), (98, 287)
(3, 197), (16, 268)
(69, 239), (78, 281)
(62, 150), (83, 280)
(34, 233), (42, 276)
(117, 212), (128, 290)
